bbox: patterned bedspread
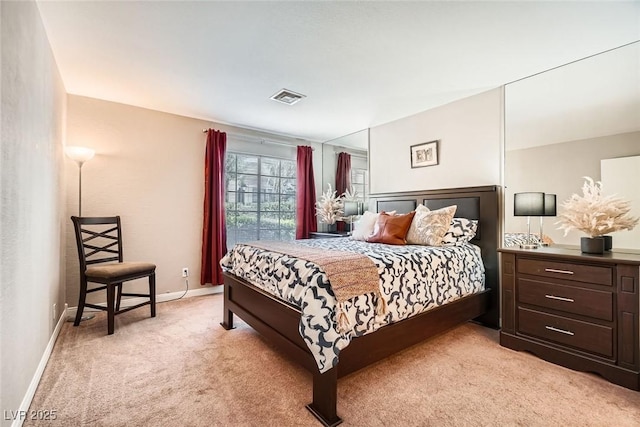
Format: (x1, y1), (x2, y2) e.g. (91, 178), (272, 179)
(220, 238), (485, 373)
(504, 232), (553, 247)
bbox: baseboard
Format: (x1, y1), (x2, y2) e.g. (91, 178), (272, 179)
(11, 304), (68, 427)
(66, 285), (222, 318)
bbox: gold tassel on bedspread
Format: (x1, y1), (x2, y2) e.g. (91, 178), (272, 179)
(337, 302), (351, 333)
(246, 241), (386, 333)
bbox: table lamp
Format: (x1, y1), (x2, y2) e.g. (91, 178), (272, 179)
(539, 194), (556, 247)
(514, 192), (545, 249)
(342, 201), (363, 234)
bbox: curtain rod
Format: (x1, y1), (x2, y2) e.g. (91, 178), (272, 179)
(202, 129), (313, 150)
(335, 151), (367, 160)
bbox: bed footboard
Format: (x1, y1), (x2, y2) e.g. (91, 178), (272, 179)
(222, 272), (490, 426)
(222, 272), (341, 425)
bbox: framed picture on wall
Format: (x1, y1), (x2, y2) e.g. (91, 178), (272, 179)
(410, 140), (439, 168)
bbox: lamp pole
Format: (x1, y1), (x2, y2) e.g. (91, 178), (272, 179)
(64, 146), (96, 322)
(65, 146), (95, 216)
(78, 160), (84, 216)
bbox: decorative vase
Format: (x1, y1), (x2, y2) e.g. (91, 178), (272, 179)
(602, 235), (612, 251)
(581, 237), (604, 254)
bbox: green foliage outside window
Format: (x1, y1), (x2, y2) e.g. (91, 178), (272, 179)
(225, 152), (296, 246)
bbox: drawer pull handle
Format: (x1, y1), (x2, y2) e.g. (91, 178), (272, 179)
(544, 268), (574, 275)
(545, 325), (575, 336)
(544, 294), (574, 303)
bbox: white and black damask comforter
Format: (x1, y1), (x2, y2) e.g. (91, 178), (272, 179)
(219, 238), (485, 373)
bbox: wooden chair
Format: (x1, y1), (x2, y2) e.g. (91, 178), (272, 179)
(71, 216), (156, 334)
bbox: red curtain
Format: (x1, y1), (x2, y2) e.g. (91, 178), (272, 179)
(296, 146), (317, 239)
(201, 129), (227, 285)
(335, 152), (351, 232)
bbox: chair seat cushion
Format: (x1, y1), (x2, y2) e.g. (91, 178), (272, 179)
(85, 262), (156, 279)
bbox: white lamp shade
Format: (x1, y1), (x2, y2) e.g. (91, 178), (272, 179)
(65, 146), (95, 163)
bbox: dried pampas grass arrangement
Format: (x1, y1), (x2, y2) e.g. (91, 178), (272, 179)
(342, 186), (360, 202)
(315, 184), (343, 225)
(556, 177), (639, 238)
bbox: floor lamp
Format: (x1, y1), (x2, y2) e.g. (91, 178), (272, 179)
(65, 146), (95, 216)
(65, 146), (96, 321)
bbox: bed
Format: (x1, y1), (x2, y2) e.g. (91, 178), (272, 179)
(504, 232), (553, 247)
(220, 185), (500, 426)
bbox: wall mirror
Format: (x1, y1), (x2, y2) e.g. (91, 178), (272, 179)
(320, 129), (369, 230)
(504, 41), (640, 251)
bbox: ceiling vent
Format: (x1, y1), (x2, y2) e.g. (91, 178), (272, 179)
(270, 89), (306, 105)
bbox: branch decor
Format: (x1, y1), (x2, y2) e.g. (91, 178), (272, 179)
(556, 177), (639, 238)
(315, 184), (343, 225)
(342, 186), (359, 202)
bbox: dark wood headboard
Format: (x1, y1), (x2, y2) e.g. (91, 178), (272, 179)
(369, 185), (501, 328)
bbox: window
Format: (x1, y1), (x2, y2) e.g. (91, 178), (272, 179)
(225, 153), (296, 247)
(350, 167), (369, 201)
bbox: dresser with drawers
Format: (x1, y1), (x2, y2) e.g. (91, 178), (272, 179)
(499, 246), (640, 390)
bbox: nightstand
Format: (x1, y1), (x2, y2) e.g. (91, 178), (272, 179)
(308, 231), (350, 239)
(499, 246), (640, 390)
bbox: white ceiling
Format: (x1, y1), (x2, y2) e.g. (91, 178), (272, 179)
(37, 1), (640, 144)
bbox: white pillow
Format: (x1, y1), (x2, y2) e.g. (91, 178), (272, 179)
(351, 210), (396, 241)
(351, 211), (378, 241)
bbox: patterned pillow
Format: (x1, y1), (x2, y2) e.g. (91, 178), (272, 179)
(406, 205), (457, 246)
(442, 218), (479, 246)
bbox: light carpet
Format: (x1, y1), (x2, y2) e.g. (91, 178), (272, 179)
(25, 294), (640, 426)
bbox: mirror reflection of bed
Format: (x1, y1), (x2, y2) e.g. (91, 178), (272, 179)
(504, 41), (640, 251)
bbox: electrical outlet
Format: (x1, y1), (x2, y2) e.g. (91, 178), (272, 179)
(53, 303), (57, 321)
(182, 267), (189, 278)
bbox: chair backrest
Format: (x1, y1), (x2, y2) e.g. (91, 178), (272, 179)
(71, 216), (124, 272)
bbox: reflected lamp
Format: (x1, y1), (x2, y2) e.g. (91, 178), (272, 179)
(343, 201), (363, 234)
(539, 194), (556, 247)
(514, 192), (545, 249)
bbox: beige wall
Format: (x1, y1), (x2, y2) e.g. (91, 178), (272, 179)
(65, 96), (210, 306)
(369, 88), (503, 194)
(0, 0), (67, 422)
(65, 96), (322, 307)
